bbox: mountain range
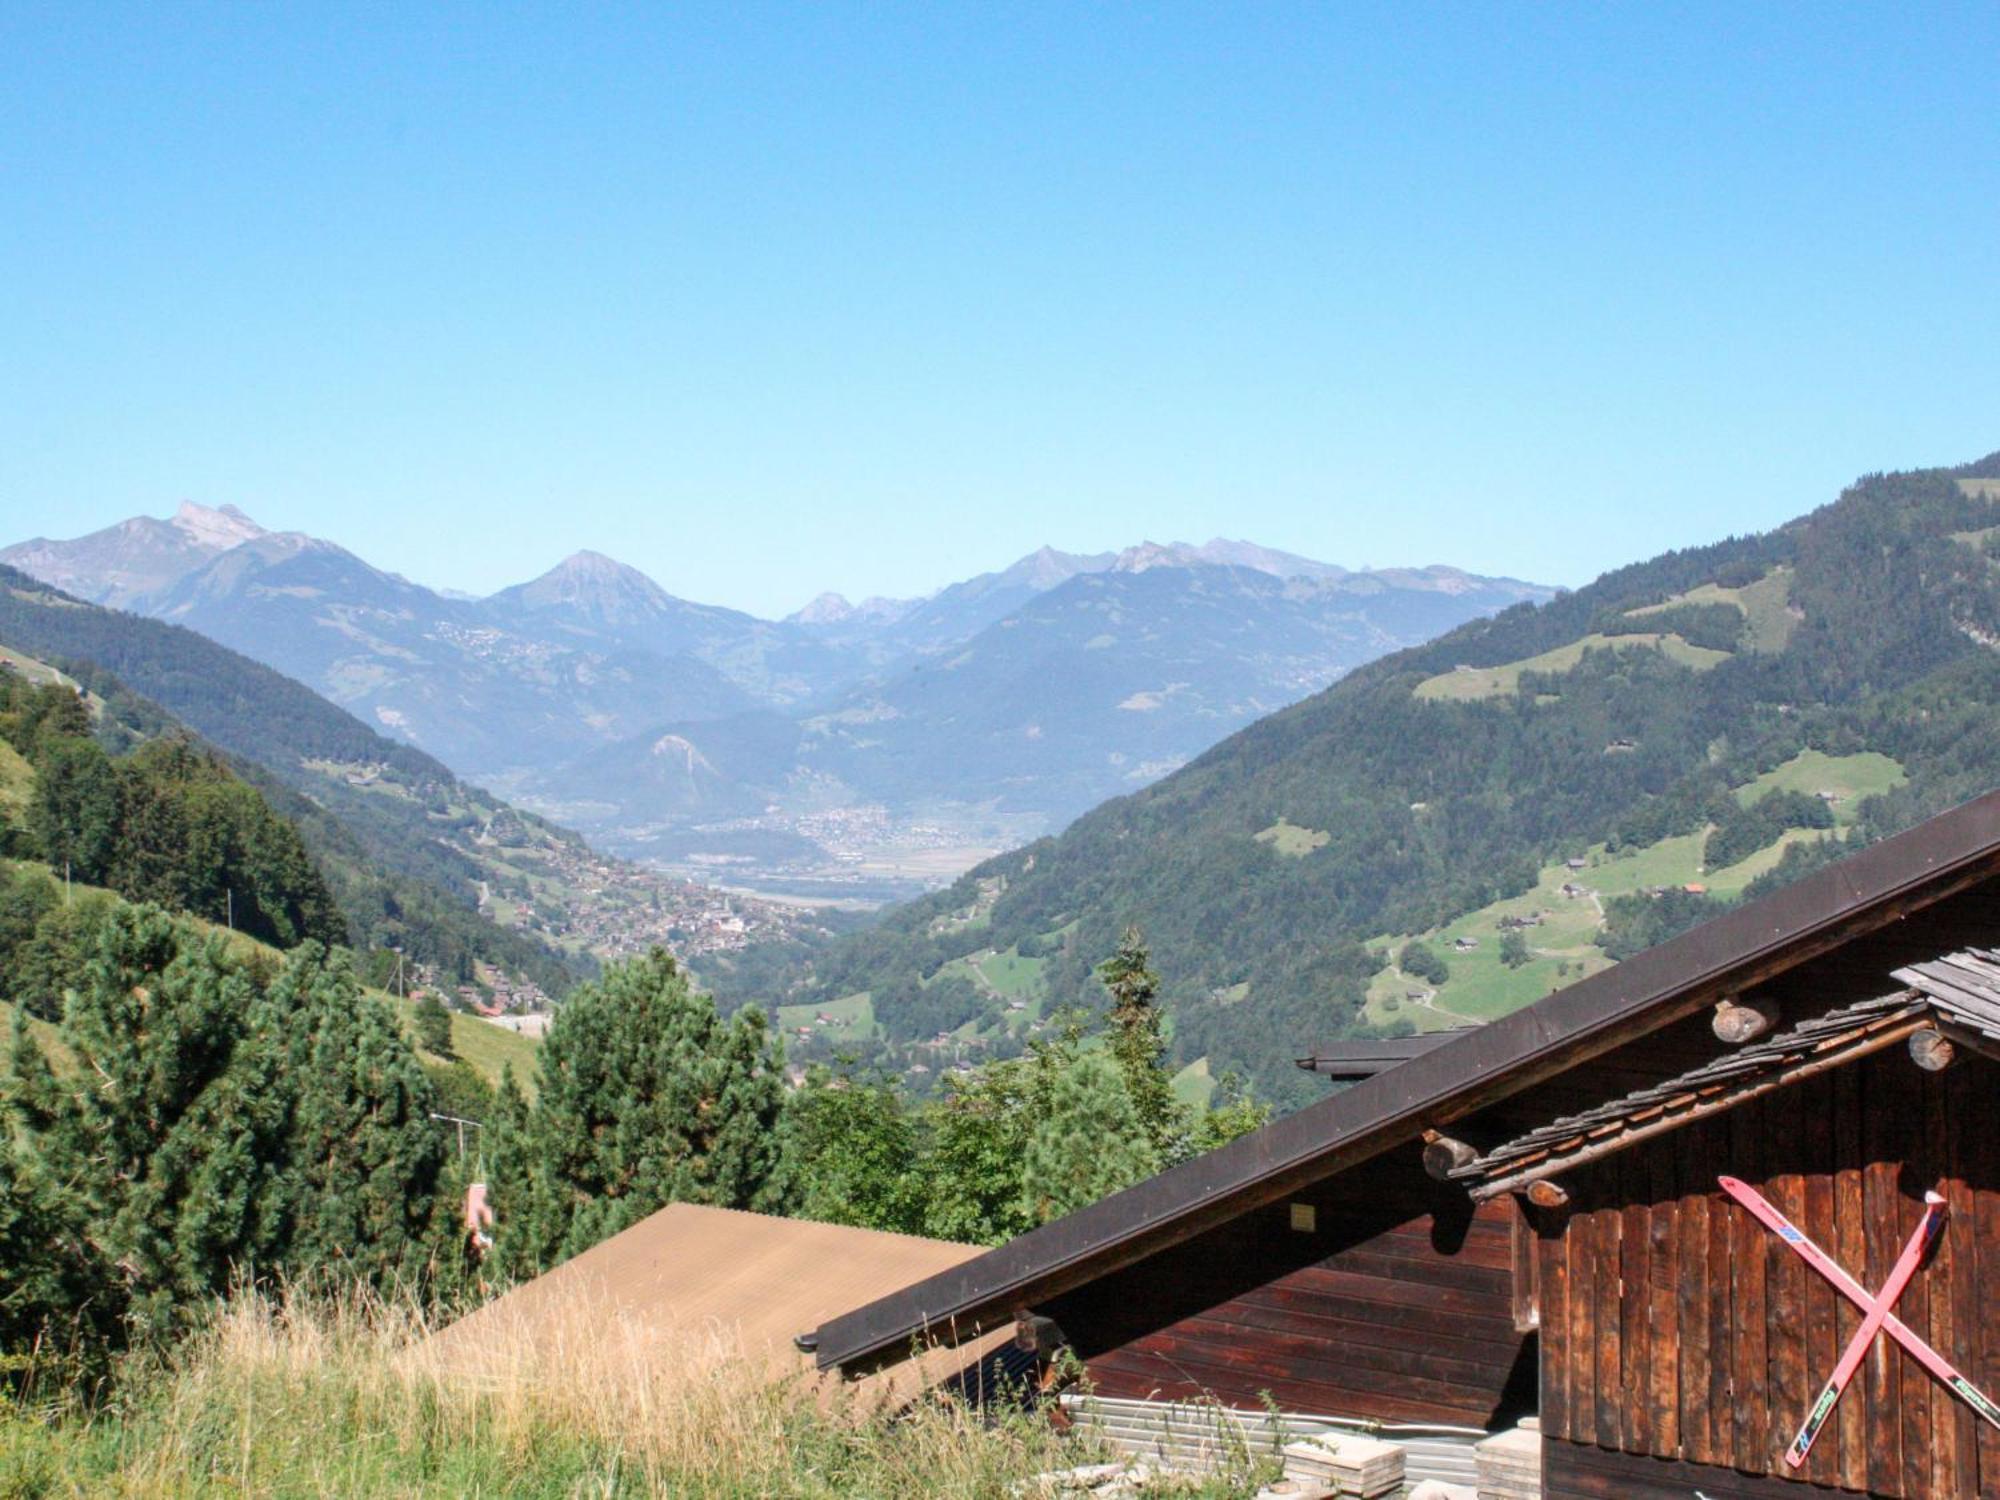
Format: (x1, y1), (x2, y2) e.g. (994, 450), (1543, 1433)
(0, 563), (813, 994)
(730, 452), (2000, 1108)
(4, 505), (1548, 897)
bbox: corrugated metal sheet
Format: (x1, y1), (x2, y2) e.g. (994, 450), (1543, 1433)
(431, 1203), (1008, 1400)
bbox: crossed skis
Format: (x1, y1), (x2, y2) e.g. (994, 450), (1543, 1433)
(1719, 1174), (2000, 1468)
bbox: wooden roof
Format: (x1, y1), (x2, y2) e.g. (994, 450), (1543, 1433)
(813, 787), (2000, 1374)
(432, 1202), (1007, 1401)
(1454, 989), (1924, 1199)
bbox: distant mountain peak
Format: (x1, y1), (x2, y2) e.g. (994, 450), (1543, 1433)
(557, 548), (622, 571)
(171, 501), (266, 551)
(1112, 541), (1180, 573)
(1003, 545), (1115, 590)
(510, 548), (672, 606)
(790, 591), (856, 624)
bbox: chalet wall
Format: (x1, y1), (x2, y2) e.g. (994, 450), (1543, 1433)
(1044, 1144), (1534, 1427)
(1542, 1438), (1888, 1499)
(1535, 1051), (2000, 1500)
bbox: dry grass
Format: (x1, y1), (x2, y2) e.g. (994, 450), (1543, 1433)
(0, 1287), (1255, 1498)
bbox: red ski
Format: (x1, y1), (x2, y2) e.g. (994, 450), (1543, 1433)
(1719, 1175), (2000, 1437)
(1782, 1188), (1943, 1467)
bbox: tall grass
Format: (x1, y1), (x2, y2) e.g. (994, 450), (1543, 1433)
(0, 1287), (1254, 1498)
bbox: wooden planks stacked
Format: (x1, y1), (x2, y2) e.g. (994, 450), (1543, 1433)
(1279, 1436), (1404, 1497)
(1471, 1423), (1540, 1500)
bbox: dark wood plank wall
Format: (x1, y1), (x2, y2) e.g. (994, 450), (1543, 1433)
(1047, 1144), (1536, 1427)
(1537, 1050), (2000, 1500)
(1544, 1438), (1907, 1499)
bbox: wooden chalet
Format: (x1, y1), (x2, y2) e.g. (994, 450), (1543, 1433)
(811, 789), (2000, 1498)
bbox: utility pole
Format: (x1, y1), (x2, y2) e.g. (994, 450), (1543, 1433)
(395, 947), (405, 1001)
(428, 1112), (484, 1159)
(226, 887), (233, 932)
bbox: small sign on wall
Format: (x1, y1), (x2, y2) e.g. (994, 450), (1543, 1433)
(1289, 1202), (1317, 1233)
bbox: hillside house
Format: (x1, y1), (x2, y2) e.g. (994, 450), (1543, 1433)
(811, 790), (2000, 1498)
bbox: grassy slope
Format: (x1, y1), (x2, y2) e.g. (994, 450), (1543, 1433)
(0, 853), (541, 1095)
(0, 998), (69, 1069)
(776, 989), (880, 1042)
(0, 738), (32, 823)
(1628, 565), (1798, 651)
(1413, 631), (1730, 702)
(1254, 818), (1331, 856)
(0, 575), (586, 992)
(1361, 749), (1906, 1026)
(392, 998), (543, 1095)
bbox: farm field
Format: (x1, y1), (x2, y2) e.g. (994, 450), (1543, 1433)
(1360, 751), (1904, 1028)
(1172, 1055), (1216, 1108)
(1731, 748), (1904, 816)
(391, 995), (543, 1094)
(776, 988), (879, 1041)
(1628, 565), (1798, 651)
(1254, 818), (1331, 857)
(1413, 630), (1730, 702)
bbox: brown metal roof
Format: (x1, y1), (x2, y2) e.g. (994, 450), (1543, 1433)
(1294, 1031), (1471, 1079)
(814, 787), (2000, 1373)
(432, 1202), (1008, 1400)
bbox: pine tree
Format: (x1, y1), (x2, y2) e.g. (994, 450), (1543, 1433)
(414, 992), (455, 1057)
(1095, 927), (1186, 1160)
(1021, 1050), (1159, 1225)
(0, 1050), (111, 1358)
(778, 1064), (925, 1235)
(6, 906), (292, 1341)
(492, 949), (786, 1273)
(28, 735), (120, 883)
(268, 944), (446, 1289)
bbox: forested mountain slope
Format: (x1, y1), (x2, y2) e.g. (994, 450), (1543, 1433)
(765, 454), (2000, 1107)
(0, 651), (344, 954)
(0, 566), (594, 990)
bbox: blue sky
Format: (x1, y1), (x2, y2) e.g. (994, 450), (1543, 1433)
(2, 3), (1997, 617)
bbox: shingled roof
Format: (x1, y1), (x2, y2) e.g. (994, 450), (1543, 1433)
(811, 787), (2000, 1375)
(1444, 947), (2000, 1200)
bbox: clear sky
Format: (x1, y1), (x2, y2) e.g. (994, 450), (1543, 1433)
(3, 4), (1997, 618)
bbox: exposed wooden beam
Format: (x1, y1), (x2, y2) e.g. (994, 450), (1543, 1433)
(1908, 1025), (1956, 1072)
(1934, 1019), (2000, 1068)
(1422, 1130), (1479, 1181)
(1526, 1179), (1571, 1210)
(1713, 993), (1781, 1044)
